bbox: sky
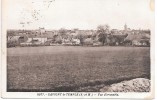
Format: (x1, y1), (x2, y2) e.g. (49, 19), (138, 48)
(5, 0), (154, 30)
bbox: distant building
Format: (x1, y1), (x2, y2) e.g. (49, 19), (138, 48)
(124, 24), (127, 32)
(20, 34), (48, 46)
(62, 38), (73, 45)
(72, 39), (80, 45)
(39, 27), (46, 35)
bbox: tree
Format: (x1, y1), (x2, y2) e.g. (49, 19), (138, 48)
(55, 36), (62, 44)
(53, 35), (62, 44)
(58, 28), (68, 39)
(97, 24), (110, 45)
(77, 33), (85, 46)
(58, 28), (67, 34)
(84, 38), (93, 46)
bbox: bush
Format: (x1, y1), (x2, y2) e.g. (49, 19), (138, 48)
(83, 38), (93, 46)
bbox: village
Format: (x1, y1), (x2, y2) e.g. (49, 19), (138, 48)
(7, 24), (150, 47)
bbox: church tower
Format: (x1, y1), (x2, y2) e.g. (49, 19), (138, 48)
(124, 23), (128, 34)
(124, 23), (127, 31)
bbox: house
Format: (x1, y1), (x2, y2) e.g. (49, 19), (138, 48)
(132, 40), (142, 46)
(20, 34), (48, 46)
(111, 29), (119, 34)
(26, 37), (47, 45)
(93, 41), (102, 46)
(72, 39), (80, 45)
(139, 39), (150, 46)
(32, 38), (47, 43)
(20, 42), (32, 46)
(39, 27), (46, 34)
(70, 32), (78, 38)
(62, 38), (73, 45)
(21, 37), (47, 46)
(84, 38), (93, 46)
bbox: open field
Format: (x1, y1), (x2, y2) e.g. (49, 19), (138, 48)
(7, 46), (150, 92)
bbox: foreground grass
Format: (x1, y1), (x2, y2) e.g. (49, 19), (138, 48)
(7, 46), (150, 92)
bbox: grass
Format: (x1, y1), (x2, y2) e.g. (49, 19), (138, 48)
(7, 46), (150, 92)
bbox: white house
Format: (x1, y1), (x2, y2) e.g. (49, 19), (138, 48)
(24, 37), (48, 45)
(132, 40), (142, 46)
(32, 38), (47, 43)
(72, 39), (80, 45)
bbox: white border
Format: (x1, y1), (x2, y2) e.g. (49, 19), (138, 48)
(1, 0), (155, 99)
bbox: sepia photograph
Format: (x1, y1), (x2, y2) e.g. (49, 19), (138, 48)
(1, 0), (155, 99)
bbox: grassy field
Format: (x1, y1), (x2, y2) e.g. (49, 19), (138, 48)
(7, 46), (150, 92)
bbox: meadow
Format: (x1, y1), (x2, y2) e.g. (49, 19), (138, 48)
(7, 46), (150, 92)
